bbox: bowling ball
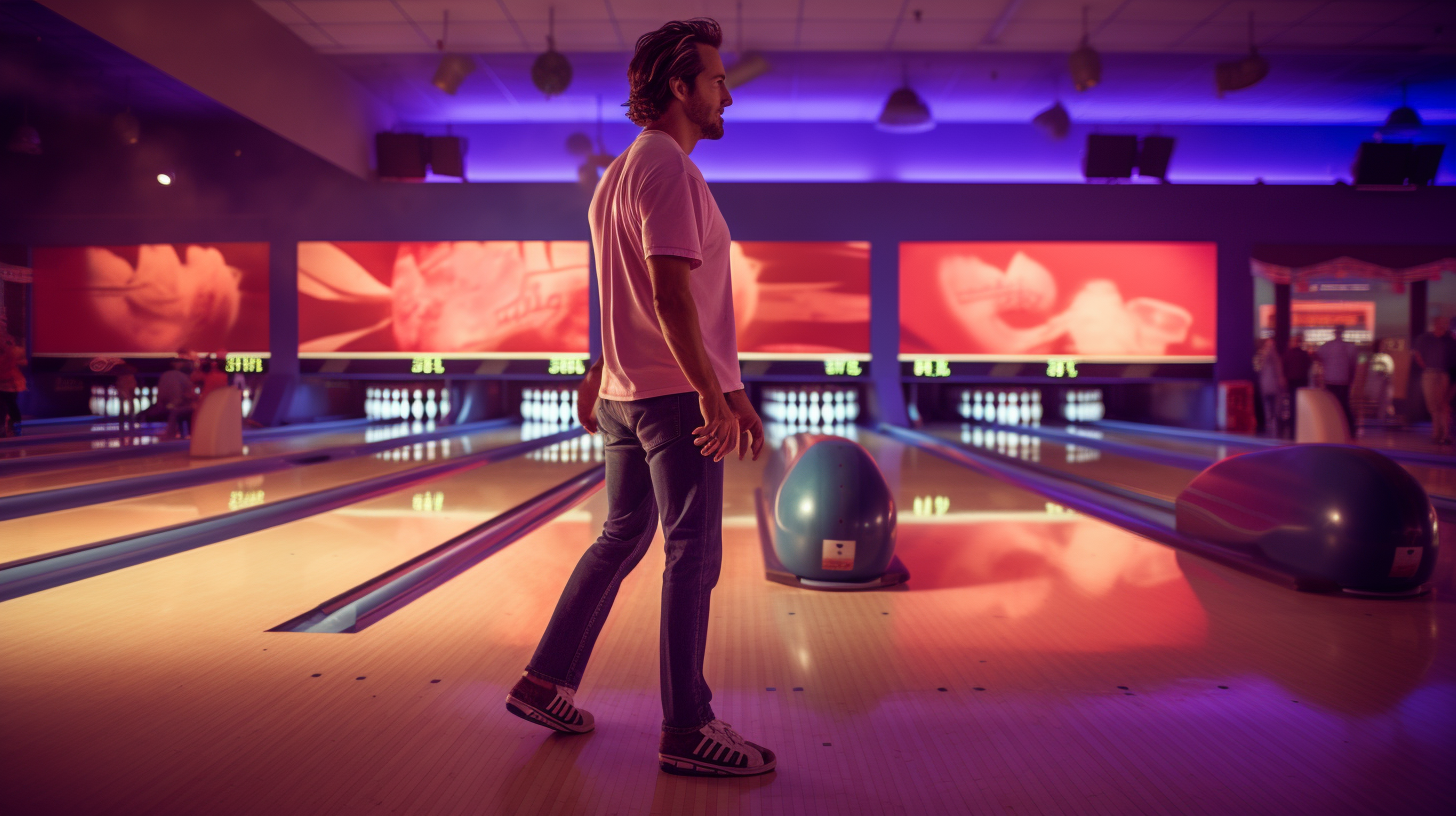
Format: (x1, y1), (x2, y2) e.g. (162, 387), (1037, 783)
(768, 435), (897, 582)
(1175, 444), (1437, 594)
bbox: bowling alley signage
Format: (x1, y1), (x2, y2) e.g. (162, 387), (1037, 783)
(297, 241), (591, 358)
(297, 240), (871, 362)
(899, 242), (1217, 363)
(730, 242), (870, 360)
(30, 244), (270, 356)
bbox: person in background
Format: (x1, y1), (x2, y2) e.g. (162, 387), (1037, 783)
(1412, 315), (1456, 445)
(1315, 325), (1358, 436)
(1255, 337), (1287, 437)
(198, 357), (229, 400)
(1281, 333), (1312, 438)
(0, 334), (26, 437)
(158, 357), (197, 439)
(115, 363), (138, 426)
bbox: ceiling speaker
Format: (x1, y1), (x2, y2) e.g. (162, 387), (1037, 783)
(377, 133), (427, 179)
(428, 136), (466, 178)
(1084, 134), (1137, 179)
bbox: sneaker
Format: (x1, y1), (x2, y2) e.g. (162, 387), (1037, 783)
(659, 720), (776, 777)
(505, 675), (594, 734)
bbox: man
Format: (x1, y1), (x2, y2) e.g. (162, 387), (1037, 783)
(1315, 325), (1358, 436)
(1412, 315), (1456, 444)
(157, 357), (196, 439)
(1281, 333), (1312, 438)
(506, 19), (775, 778)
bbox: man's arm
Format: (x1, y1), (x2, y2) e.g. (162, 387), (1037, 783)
(647, 254), (738, 461)
(576, 358), (603, 433)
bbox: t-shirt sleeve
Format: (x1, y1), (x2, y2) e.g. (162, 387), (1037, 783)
(638, 158), (703, 269)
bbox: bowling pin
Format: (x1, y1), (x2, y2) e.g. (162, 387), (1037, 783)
(439, 388), (451, 422)
(425, 389), (438, 419)
(412, 389), (424, 420)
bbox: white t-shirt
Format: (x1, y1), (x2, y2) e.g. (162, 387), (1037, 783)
(589, 129), (743, 401)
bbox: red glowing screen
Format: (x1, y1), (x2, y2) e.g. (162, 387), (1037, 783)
(31, 244), (270, 355)
(900, 242), (1218, 361)
(299, 240), (869, 359)
(731, 241), (870, 357)
(298, 241), (590, 356)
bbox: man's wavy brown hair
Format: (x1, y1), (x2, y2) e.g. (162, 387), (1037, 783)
(625, 18), (723, 126)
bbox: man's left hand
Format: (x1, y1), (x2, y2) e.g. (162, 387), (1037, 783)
(726, 390), (764, 461)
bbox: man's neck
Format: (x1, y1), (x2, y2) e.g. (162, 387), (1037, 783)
(644, 111), (699, 155)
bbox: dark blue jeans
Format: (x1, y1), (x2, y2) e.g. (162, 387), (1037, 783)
(526, 390), (723, 733)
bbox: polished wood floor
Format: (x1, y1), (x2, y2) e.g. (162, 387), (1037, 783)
(1, 433), (1452, 815)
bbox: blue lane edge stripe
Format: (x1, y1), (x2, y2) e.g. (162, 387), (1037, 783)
(272, 465), (606, 634)
(0, 427), (584, 603)
(0, 418), (516, 522)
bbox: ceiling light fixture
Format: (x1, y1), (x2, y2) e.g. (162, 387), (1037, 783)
(726, 51), (771, 89)
(1383, 83), (1422, 133)
(1032, 101), (1070, 139)
(532, 7), (572, 98)
(1068, 6), (1100, 93)
(1215, 11), (1268, 97)
(432, 11), (475, 95)
(877, 65), (933, 134)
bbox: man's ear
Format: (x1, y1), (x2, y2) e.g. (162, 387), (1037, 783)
(668, 75), (689, 103)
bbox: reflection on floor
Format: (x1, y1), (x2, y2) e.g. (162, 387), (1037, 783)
(0, 433), (1452, 815)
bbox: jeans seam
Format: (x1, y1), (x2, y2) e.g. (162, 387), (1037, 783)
(563, 529), (651, 684)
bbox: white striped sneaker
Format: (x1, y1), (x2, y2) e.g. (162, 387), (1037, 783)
(659, 720), (776, 777)
(505, 676), (594, 734)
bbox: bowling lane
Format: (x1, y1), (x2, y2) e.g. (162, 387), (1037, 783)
(5, 428), (1449, 815)
(0, 421), (454, 498)
(0, 437), (602, 816)
(955, 422), (1456, 504)
(0, 424), (547, 564)
(0, 425), (170, 460)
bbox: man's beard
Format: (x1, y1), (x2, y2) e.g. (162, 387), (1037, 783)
(685, 90), (724, 140)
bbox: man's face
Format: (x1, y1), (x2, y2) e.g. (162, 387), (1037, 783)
(683, 43), (731, 140)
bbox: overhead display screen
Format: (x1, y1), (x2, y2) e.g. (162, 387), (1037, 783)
(299, 241), (590, 357)
(900, 242), (1217, 362)
(732, 241), (870, 359)
(31, 243), (270, 355)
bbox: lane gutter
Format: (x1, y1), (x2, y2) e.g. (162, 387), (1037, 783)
(1094, 418), (1456, 469)
(966, 419), (1456, 517)
(877, 423), (1315, 591)
(0, 418), (515, 522)
(0, 418), (373, 474)
(0, 427), (583, 603)
(272, 465), (606, 634)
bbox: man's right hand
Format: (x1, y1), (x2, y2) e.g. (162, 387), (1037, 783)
(693, 389), (739, 462)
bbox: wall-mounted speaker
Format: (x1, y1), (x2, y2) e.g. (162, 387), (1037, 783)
(1136, 136), (1176, 181)
(427, 136), (466, 178)
(1353, 142), (1445, 187)
(376, 133), (427, 179)
(1083, 134), (1138, 179)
